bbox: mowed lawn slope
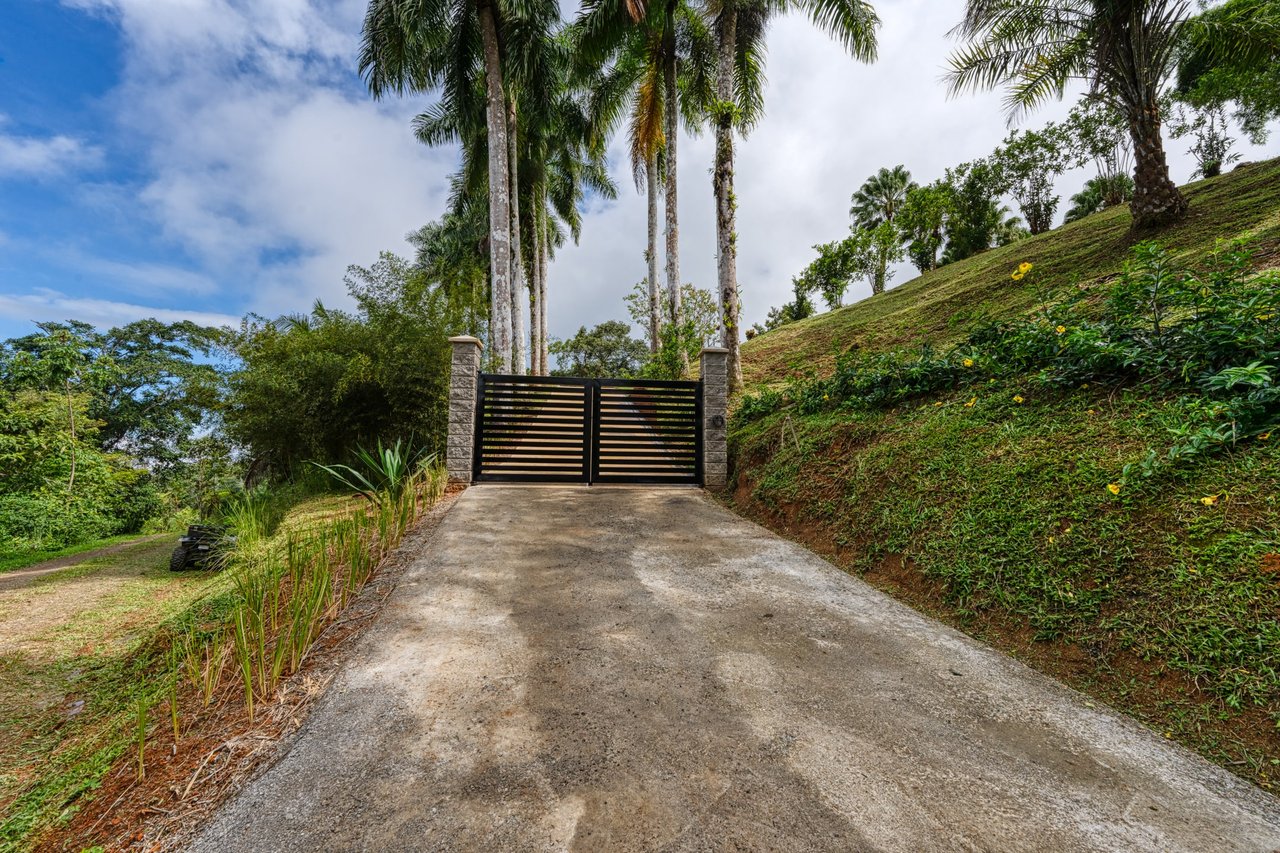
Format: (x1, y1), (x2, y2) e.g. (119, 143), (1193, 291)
(744, 158), (1280, 386)
(731, 157), (1280, 789)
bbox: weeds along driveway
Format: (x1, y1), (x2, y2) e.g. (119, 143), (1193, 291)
(189, 485), (1280, 852)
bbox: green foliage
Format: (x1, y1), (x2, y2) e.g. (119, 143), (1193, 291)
(312, 439), (435, 507)
(897, 181), (951, 273)
(549, 320), (649, 378)
(1169, 102), (1242, 178)
(1064, 173), (1135, 223)
(740, 241), (1280, 483)
(990, 123), (1074, 234)
(941, 159), (1023, 262)
(224, 252), (464, 474)
(754, 279), (816, 337)
(1176, 0), (1280, 145)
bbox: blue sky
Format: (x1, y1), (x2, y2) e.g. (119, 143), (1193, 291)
(1, 0), (1276, 344)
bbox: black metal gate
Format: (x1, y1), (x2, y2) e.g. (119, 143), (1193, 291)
(473, 374), (702, 485)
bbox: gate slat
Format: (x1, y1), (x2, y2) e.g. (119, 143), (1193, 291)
(474, 373), (701, 486)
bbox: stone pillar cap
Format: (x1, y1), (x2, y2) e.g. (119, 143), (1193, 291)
(699, 347), (730, 355)
(448, 335), (484, 348)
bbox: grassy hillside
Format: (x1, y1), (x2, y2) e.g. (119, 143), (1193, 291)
(730, 157), (1280, 789)
(744, 158), (1280, 386)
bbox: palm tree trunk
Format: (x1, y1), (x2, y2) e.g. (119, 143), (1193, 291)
(479, 0), (512, 372)
(646, 153), (661, 355)
(507, 98), (526, 374)
(713, 5), (743, 393)
(663, 6), (686, 375)
(539, 201), (550, 375)
(1127, 99), (1186, 232)
(529, 193), (541, 376)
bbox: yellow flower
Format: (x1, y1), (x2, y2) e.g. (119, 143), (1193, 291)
(823, 394), (830, 401)
(1011, 271), (1025, 281)
(1047, 536), (1055, 544)
(964, 397), (977, 408)
(1064, 524), (1072, 534)
(1055, 325), (1067, 335)
(1019, 262), (1034, 274)
(1107, 483), (1122, 495)
(1086, 409), (1096, 415)
(962, 357), (974, 367)
(934, 401), (944, 407)
(1013, 395), (1025, 404)
(1259, 432), (1271, 441)
(1200, 495), (1219, 506)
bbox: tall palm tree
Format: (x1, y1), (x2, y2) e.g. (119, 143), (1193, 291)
(709, 0), (880, 392)
(522, 69), (618, 375)
(849, 165), (914, 296)
(573, 0), (713, 369)
(946, 0), (1262, 232)
(361, 0), (556, 372)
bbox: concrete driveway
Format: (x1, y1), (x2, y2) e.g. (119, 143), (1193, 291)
(190, 486), (1280, 852)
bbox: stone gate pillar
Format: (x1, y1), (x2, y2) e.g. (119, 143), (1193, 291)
(700, 347), (729, 488)
(447, 336), (483, 485)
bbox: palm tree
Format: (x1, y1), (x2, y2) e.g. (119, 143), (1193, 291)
(524, 74), (618, 374)
(573, 0), (713, 370)
(360, 0), (556, 372)
(1064, 173), (1135, 222)
(709, 0), (880, 392)
(850, 165), (914, 295)
(850, 165), (915, 226)
(946, 0), (1259, 232)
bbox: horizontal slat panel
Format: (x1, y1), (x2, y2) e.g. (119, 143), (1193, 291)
(598, 448), (696, 459)
(595, 440), (695, 450)
(480, 448), (584, 458)
(596, 378), (700, 389)
(483, 422), (584, 432)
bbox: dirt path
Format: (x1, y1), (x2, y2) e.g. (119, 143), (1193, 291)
(188, 486), (1280, 852)
(0, 534), (167, 593)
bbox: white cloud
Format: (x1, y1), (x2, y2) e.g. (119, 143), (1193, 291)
(0, 117), (103, 178)
(29, 0), (1278, 343)
(0, 288), (240, 330)
(547, 0), (1279, 336)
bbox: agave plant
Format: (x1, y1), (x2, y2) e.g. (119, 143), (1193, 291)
(312, 439), (435, 507)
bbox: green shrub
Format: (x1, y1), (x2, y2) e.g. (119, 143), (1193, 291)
(737, 240), (1280, 480)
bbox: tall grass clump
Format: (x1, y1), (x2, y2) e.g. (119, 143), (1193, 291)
(145, 459), (445, 792)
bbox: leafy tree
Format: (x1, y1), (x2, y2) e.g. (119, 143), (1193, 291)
(940, 159), (1010, 263)
(1169, 102), (1241, 178)
(1063, 98), (1135, 208)
(990, 124), (1073, 234)
(797, 220), (905, 305)
(706, 0), (881, 393)
(2, 320), (223, 478)
(224, 252), (460, 473)
(625, 281), (719, 356)
(548, 320), (649, 377)
(898, 181), (951, 273)
(850, 165), (915, 226)
(754, 279), (815, 335)
(946, 0), (1263, 231)
(1176, 0), (1280, 145)
(850, 165), (914, 292)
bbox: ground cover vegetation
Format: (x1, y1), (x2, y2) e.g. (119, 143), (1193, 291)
(2, 0), (1278, 842)
(0, 453), (446, 851)
(731, 159), (1280, 787)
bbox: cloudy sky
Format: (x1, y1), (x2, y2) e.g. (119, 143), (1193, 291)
(1, 0), (1276, 345)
